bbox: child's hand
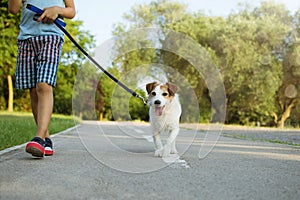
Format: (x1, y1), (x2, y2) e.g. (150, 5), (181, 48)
(37, 6), (60, 24)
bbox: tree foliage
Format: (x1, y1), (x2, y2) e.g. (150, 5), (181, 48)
(0, 1), (95, 114)
(1, 0), (300, 127)
(0, 0), (21, 110)
(54, 19), (95, 115)
(108, 0), (300, 127)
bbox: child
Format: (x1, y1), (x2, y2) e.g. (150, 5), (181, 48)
(8, 0), (76, 157)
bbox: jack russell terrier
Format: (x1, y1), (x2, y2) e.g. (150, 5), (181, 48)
(146, 82), (182, 157)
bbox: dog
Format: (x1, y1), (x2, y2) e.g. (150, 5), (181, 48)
(146, 82), (182, 157)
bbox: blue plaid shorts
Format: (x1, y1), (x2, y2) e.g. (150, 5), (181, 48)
(15, 35), (63, 89)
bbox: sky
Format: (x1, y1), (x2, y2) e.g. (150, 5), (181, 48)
(74, 0), (299, 46)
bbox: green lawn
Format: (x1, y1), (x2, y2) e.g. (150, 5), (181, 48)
(0, 112), (79, 151)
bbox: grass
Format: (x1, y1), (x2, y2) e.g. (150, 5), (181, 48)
(0, 112), (79, 151)
(222, 133), (300, 147)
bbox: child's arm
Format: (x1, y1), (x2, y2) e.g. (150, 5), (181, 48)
(37, 0), (76, 23)
(8, 0), (22, 14)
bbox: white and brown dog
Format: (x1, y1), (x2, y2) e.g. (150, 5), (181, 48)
(146, 82), (182, 157)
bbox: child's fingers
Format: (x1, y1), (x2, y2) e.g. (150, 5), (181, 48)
(37, 13), (45, 22)
(35, 7), (58, 23)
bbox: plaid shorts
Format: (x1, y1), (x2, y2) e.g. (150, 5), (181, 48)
(15, 35), (63, 89)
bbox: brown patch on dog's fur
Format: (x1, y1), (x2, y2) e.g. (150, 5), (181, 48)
(160, 82), (178, 97)
(146, 82), (178, 98)
(166, 82), (178, 96)
(146, 82), (159, 94)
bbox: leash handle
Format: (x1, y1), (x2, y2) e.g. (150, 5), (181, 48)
(26, 4), (66, 27)
(26, 4), (147, 105)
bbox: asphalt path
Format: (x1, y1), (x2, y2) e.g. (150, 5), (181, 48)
(0, 121), (299, 200)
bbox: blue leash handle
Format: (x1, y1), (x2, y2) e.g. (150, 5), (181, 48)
(26, 4), (66, 27)
(26, 4), (147, 104)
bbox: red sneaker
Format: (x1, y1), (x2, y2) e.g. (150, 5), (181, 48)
(44, 137), (54, 156)
(26, 137), (45, 157)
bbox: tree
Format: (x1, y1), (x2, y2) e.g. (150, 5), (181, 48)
(72, 62), (100, 120)
(0, 0), (21, 112)
(0, 3), (95, 115)
(276, 25), (300, 127)
(208, 1), (291, 125)
(54, 19), (95, 115)
(111, 0), (209, 122)
(164, 13), (226, 123)
(100, 0), (299, 126)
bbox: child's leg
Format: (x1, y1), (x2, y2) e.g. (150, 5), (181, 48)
(30, 83), (53, 139)
(30, 87), (38, 125)
(26, 35), (62, 157)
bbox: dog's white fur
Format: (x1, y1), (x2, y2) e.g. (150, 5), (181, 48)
(146, 82), (182, 157)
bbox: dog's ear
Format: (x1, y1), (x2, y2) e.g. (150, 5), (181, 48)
(166, 82), (178, 96)
(146, 82), (158, 94)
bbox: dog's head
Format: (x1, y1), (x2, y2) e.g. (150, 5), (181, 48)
(146, 82), (178, 116)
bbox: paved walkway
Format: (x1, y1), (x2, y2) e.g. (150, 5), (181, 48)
(181, 123), (300, 145)
(0, 121), (299, 200)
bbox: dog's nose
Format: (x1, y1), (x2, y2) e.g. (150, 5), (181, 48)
(154, 100), (161, 105)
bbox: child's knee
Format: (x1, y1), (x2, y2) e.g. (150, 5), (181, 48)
(36, 82), (53, 94)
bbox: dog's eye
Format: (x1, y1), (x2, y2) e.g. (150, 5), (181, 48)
(151, 92), (156, 96)
(162, 92), (168, 96)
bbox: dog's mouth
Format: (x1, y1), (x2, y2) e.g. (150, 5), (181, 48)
(155, 105), (165, 116)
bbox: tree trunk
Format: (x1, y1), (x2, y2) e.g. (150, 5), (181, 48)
(7, 75), (13, 112)
(99, 112), (103, 121)
(270, 112), (278, 127)
(277, 103), (294, 128)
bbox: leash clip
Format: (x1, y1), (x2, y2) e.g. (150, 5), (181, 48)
(136, 95), (147, 105)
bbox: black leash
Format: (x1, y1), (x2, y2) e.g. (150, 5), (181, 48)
(26, 4), (147, 105)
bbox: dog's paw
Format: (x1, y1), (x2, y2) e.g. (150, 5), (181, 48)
(154, 149), (163, 157)
(162, 146), (171, 157)
(170, 148), (178, 154)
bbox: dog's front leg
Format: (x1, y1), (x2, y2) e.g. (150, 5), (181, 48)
(170, 138), (178, 154)
(153, 131), (163, 157)
(163, 128), (179, 157)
